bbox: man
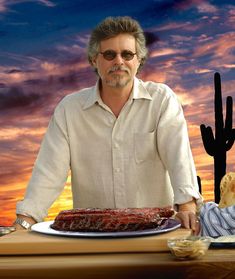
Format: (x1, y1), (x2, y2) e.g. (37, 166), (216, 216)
(15, 16), (202, 233)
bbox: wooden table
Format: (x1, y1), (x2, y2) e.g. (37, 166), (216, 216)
(0, 229), (235, 279)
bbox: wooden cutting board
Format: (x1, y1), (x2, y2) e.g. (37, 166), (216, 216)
(0, 227), (191, 255)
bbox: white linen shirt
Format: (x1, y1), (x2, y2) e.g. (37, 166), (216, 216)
(17, 77), (202, 222)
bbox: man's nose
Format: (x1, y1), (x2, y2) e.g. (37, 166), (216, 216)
(113, 53), (124, 64)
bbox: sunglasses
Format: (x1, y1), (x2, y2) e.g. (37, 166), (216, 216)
(99, 50), (137, 61)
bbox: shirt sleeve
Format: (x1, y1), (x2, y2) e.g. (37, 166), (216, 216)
(16, 102), (71, 222)
(156, 85), (203, 206)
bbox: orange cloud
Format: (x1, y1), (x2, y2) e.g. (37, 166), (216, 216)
(193, 32), (235, 61)
(150, 48), (187, 58)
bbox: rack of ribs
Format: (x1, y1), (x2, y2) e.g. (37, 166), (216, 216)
(50, 207), (175, 232)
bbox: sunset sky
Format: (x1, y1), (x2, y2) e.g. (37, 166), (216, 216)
(0, 0), (235, 226)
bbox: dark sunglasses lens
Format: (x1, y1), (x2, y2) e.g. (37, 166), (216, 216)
(121, 51), (135, 60)
(103, 51), (116, 60)
(101, 50), (136, 61)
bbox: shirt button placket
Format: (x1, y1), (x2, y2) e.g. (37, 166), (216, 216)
(111, 120), (126, 208)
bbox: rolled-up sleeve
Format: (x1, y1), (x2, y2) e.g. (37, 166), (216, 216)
(156, 88), (202, 205)
(16, 103), (71, 222)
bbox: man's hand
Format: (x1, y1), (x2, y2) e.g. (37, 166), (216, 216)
(175, 199), (200, 235)
(13, 214), (36, 230)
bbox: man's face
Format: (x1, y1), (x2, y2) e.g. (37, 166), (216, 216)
(92, 33), (140, 89)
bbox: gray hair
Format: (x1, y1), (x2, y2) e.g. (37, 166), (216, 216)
(87, 16), (148, 71)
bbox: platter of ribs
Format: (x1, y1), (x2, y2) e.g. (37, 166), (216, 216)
(31, 207), (181, 237)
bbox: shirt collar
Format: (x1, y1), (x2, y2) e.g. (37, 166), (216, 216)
(82, 77), (152, 110)
(132, 77), (152, 100)
(82, 80), (102, 110)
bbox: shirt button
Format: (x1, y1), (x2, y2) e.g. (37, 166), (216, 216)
(115, 168), (120, 173)
(114, 143), (119, 148)
(109, 118), (115, 125)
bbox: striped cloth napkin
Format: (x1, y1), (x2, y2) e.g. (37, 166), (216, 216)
(199, 202), (235, 237)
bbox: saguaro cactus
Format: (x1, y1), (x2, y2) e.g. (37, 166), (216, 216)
(200, 72), (235, 203)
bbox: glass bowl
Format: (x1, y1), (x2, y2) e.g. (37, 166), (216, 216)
(167, 236), (211, 260)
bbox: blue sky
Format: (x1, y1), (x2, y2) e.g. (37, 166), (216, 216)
(0, 0), (234, 66)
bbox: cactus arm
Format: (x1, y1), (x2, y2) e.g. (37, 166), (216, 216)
(200, 124), (215, 156)
(226, 128), (235, 151)
(225, 96), (233, 132)
(224, 96), (234, 151)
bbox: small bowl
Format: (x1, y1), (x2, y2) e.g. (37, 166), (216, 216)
(167, 236), (211, 260)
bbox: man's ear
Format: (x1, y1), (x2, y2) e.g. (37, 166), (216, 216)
(91, 56), (97, 67)
(136, 59), (142, 74)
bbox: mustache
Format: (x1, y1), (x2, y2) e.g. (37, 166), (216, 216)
(108, 65), (130, 74)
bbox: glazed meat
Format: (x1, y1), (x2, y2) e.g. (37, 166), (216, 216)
(50, 207), (174, 232)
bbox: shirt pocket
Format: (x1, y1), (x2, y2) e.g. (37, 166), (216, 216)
(134, 131), (156, 163)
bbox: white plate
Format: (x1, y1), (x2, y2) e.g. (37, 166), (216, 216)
(211, 235), (235, 242)
(31, 219), (181, 238)
(210, 235), (235, 248)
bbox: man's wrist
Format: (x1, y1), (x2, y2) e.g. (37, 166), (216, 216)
(15, 218), (32, 229)
(177, 198), (197, 213)
(14, 215), (36, 230)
